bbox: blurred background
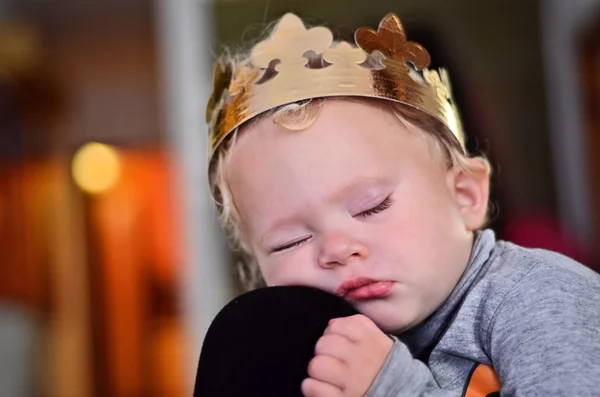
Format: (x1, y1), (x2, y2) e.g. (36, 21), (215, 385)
(0, 0), (598, 396)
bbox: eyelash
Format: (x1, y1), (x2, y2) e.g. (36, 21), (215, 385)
(271, 238), (309, 253)
(270, 196), (394, 253)
(355, 195), (394, 219)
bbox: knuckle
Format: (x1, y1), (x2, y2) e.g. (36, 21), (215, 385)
(307, 355), (328, 378)
(355, 314), (372, 326)
(301, 378), (317, 397)
(328, 317), (343, 329)
(301, 378), (340, 397)
(316, 334), (345, 355)
(314, 336), (330, 354)
(330, 316), (354, 330)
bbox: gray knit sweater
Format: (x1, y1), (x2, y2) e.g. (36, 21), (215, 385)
(367, 230), (600, 396)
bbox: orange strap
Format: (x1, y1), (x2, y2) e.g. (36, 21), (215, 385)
(465, 364), (501, 397)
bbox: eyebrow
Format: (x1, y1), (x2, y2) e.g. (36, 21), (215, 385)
(258, 176), (388, 246)
(325, 176), (388, 205)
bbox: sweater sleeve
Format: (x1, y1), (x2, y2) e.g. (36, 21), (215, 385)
(365, 338), (461, 397)
(488, 262), (600, 396)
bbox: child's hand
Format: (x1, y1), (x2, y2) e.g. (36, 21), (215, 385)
(301, 314), (393, 397)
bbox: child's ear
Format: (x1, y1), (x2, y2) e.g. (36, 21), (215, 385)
(447, 159), (490, 231)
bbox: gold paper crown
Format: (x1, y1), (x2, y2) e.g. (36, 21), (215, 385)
(206, 12), (465, 165)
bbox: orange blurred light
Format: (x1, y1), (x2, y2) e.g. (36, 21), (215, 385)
(72, 142), (121, 194)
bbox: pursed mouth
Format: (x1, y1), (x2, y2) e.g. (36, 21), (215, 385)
(336, 277), (376, 296)
(336, 277), (393, 299)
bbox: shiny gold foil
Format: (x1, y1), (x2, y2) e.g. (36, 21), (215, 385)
(206, 13), (465, 166)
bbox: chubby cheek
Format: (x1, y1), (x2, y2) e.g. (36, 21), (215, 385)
(375, 192), (455, 277)
(257, 248), (325, 288)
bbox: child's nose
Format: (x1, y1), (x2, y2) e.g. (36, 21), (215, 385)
(317, 232), (369, 269)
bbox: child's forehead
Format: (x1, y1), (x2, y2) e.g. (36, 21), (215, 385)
(232, 102), (443, 169)
(229, 100), (441, 184)
(231, 103), (405, 170)
(243, 99), (401, 139)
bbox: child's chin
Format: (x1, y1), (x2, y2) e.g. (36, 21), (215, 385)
(355, 304), (416, 333)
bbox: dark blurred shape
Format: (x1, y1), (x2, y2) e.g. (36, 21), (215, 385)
(194, 286), (358, 397)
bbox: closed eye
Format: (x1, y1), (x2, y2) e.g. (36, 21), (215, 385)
(270, 236), (311, 254)
(355, 195), (394, 219)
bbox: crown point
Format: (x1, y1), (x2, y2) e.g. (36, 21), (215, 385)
(379, 13), (404, 33)
(355, 13), (431, 70)
(272, 13), (307, 38)
(280, 12), (302, 21)
(251, 13), (333, 69)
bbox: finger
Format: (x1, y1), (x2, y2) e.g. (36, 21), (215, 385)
(307, 355), (347, 388)
(324, 315), (376, 342)
(315, 334), (354, 362)
(301, 377), (342, 397)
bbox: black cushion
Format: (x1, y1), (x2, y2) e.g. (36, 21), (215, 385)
(194, 286), (359, 396)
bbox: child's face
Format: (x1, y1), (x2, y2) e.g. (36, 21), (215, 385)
(226, 99), (488, 332)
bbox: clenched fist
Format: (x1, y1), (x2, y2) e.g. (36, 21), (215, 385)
(301, 314), (394, 397)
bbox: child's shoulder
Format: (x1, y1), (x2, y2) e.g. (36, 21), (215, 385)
(459, 239), (600, 360)
(474, 239), (600, 329)
(487, 240), (600, 289)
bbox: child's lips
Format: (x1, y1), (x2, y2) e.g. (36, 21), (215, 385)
(337, 277), (394, 301)
(345, 281), (394, 301)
